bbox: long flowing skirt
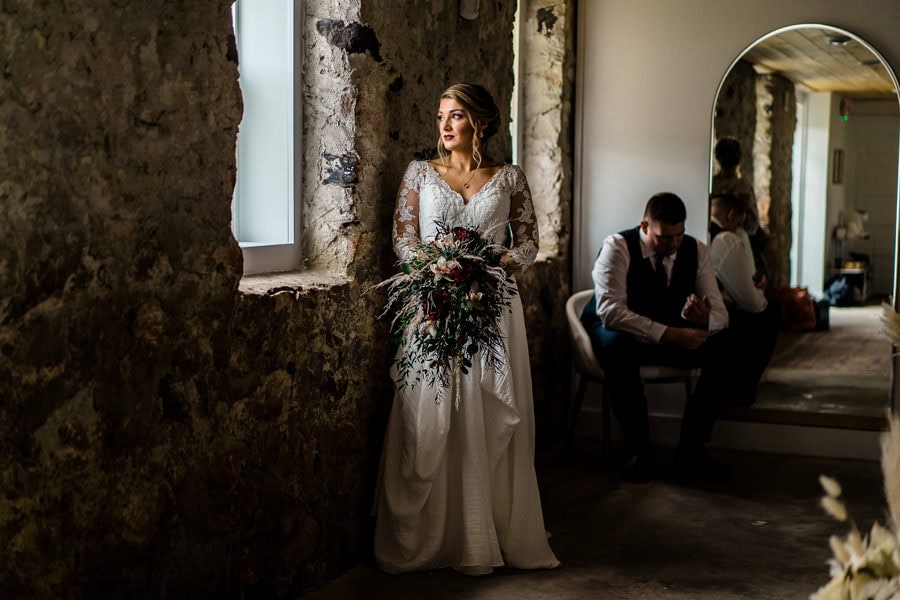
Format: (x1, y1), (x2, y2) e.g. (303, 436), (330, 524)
(373, 294), (559, 574)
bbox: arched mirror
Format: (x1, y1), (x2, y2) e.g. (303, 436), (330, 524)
(710, 24), (900, 428)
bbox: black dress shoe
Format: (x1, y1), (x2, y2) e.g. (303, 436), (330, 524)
(675, 447), (732, 481)
(621, 455), (654, 484)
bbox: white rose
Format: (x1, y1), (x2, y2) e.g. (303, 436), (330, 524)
(423, 320), (439, 336)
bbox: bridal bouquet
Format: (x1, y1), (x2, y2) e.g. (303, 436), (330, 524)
(377, 221), (517, 397)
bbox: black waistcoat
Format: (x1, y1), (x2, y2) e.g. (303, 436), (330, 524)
(621, 226), (699, 328)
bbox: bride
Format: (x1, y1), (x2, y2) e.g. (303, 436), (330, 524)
(373, 82), (559, 575)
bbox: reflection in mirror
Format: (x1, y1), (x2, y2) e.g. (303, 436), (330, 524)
(711, 25), (899, 428)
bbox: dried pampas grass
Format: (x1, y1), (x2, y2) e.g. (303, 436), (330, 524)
(810, 305), (900, 598)
(880, 301), (900, 348)
(883, 411), (900, 532)
(881, 303), (900, 534)
(811, 415), (900, 599)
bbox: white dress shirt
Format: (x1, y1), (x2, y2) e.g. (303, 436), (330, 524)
(591, 228), (729, 343)
(709, 219), (768, 313)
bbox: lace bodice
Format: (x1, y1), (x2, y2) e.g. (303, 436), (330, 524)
(392, 161), (540, 268)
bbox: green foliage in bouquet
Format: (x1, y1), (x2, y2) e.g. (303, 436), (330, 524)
(376, 221), (517, 398)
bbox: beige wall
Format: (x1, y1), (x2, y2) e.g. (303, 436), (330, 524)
(575, 0), (900, 292)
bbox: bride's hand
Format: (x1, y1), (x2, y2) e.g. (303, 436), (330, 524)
(499, 254), (518, 275)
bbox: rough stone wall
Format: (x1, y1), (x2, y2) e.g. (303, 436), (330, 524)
(522, 0), (572, 257)
(714, 59), (757, 185)
(0, 0), (571, 598)
(715, 61), (796, 287)
(753, 73), (796, 288)
(517, 257), (571, 442)
(763, 74), (796, 288)
(0, 2), (244, 596)
(302, 0), (366, 272)
(226, 276), (393, 595)
(518, 0), (576, 442)
(753, 75), (774, 229)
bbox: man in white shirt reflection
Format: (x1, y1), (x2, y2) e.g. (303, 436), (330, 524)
(708, 192), (778, 407)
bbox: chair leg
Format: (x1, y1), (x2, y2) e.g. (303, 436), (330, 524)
(567, 375), (588, 450)
(601, 383), (611, 457)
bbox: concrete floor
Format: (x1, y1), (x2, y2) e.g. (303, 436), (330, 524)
(305, 441), (886, 599)
(757, 368), (888, 417)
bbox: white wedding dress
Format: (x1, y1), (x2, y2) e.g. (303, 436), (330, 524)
(373, 160), (560, 574)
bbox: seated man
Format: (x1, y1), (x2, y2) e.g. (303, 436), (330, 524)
(580, 192), (732, 482)
(708, 192), (778, 406)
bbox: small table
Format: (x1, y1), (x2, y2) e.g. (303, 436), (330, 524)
(834, 267), (870, 303)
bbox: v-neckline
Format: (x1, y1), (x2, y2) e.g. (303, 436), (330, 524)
(425, 162), (506, 206)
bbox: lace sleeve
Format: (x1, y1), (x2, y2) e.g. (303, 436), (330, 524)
(392, 162), (422, 262)
(506, 165), (540, 269)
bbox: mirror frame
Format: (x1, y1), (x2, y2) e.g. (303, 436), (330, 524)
(709, 23), (900, 420)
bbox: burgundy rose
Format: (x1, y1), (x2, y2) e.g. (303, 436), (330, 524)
(426, 288), (451, 321)
(449, 259), (479, 284)
(453, 227), (478, 241)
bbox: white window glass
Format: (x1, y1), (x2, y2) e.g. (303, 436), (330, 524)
(232, 0), (301, 274)
(510, 0), (524, 165)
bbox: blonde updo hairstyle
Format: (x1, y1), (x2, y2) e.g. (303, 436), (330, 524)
(436, 83), (501, 169)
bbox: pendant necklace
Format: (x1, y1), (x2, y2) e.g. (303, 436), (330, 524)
(460, 168), (478, 190)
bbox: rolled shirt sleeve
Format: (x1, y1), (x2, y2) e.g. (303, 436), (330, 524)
(592, 233), (729, 342)
(709, 229), (768, 313)
(695, 241), (730, 333)
(593, 234), (669, 343)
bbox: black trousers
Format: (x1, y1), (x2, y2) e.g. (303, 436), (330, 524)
(726, 306), (779, 407)
(580, 317), (734, 459)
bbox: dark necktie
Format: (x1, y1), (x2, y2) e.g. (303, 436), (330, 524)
(655, 254), (668, 288)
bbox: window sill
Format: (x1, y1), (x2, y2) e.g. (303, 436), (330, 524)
(238, 270), (350, 297)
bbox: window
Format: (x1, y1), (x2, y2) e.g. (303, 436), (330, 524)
(509, 0), (524, 165)
(231, 0), (302, 275)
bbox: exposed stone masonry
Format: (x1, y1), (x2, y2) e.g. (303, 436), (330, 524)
(518, 0), (576, 438)
(764, 73), (797, 289)
(714, 60), (758, 195)
(714, 60), (795, 288)
(0, 0), (574, 597)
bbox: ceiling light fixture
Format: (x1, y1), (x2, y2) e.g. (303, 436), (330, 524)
(827, 35), (852, 46)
